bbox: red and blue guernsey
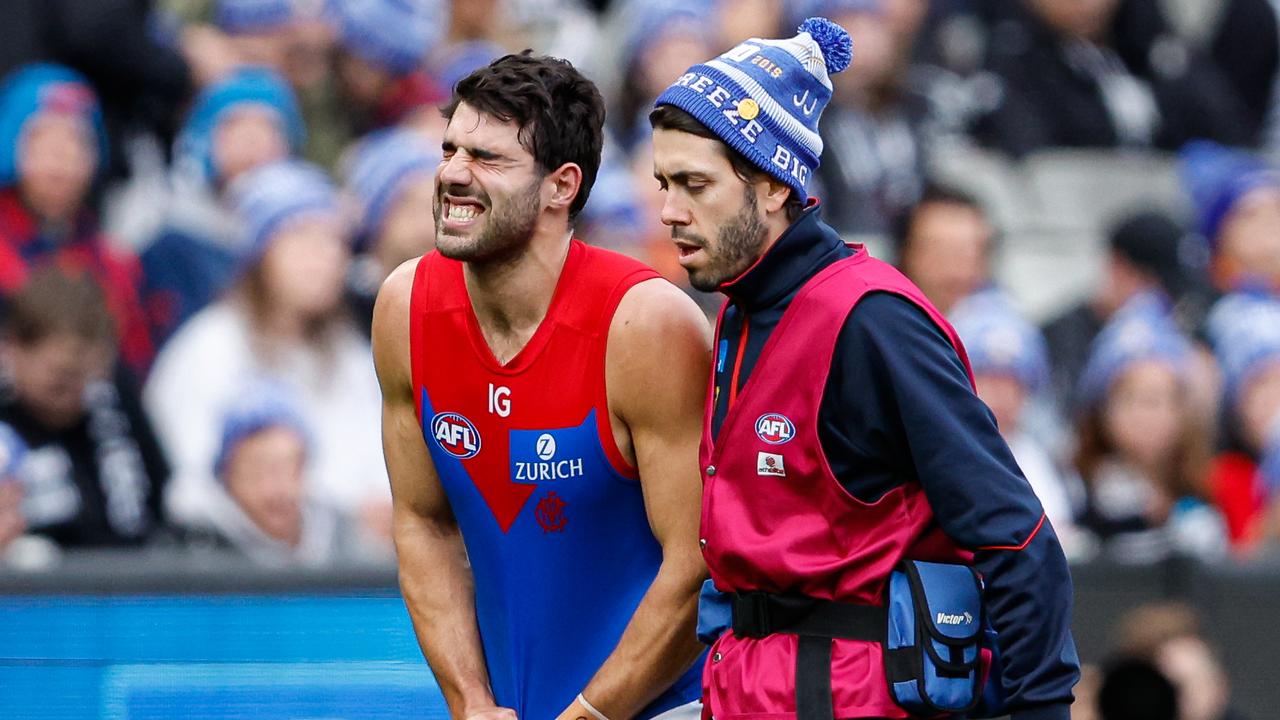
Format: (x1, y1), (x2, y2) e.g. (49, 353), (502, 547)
(409, 239), (703, 719)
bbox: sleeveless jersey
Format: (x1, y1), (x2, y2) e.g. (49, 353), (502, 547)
(699, 248), (977, 719)
(409, 240), (703, 719)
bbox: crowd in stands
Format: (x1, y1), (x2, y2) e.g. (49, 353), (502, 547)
(0, 0), (1277, 586)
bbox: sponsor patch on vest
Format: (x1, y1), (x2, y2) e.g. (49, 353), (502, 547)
(757, 451), (786, 477)
(510, 427), (588, 484)
(755, 413), (795, 445)
(431, 412), (481, 459)
(936, 611), (974, 626)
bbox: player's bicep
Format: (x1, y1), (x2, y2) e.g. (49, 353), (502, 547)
(608, 280), (712, 548)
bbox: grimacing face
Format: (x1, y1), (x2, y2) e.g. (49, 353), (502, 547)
(433, 102), (546, 264)
(651, 128), (770, 292)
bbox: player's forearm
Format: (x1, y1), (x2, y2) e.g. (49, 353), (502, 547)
(396, 517), (499, 718)
(573, 554), (706, 720)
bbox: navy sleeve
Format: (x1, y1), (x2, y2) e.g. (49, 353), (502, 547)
(828, 293), (1079, 720)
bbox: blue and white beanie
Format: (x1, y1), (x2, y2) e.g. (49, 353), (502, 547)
(653, 17), (853, 199)
(1206, 291), (1280, 406)
(327, 0), (444, 76)
(0, 422), (27, 480)
(949, 289), (1049, 393)
(1077, 292), (1193, 409)
(216, 0), (295, 34)
(0, 63), (109, 187)
(231, 160), (342, 270)
(345, 128), (440, 249)
(174, 67), (306, 183)
(214, 381), (311, 479)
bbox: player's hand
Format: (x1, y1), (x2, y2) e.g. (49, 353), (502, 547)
(463, 708), (518, 720)
(553, 696), (600, 720)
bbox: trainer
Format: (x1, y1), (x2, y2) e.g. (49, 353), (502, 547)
(649, 17), (1078, 720)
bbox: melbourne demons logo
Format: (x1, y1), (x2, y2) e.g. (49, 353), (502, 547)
(755, 413), (795, 445)
(431, 412), (481, 459)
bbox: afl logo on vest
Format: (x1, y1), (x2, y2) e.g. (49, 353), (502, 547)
(755, 413), (795, 445)
(431, 412), (482, 459)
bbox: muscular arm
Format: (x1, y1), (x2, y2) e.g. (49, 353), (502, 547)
(556, 279), (712, 720)
(372, 260), (511, 720)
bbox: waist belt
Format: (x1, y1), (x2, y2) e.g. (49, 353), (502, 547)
(730, 592), (887, 720)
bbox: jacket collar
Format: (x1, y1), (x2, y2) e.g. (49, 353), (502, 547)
(718, 200), (848, 313)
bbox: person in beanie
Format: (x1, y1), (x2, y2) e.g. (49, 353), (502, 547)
(204, 381), (377, 566)
(215, 0), (299, 71)
(137, 66), (306, 349)
(1072, 295), (1224, 563)
(0, 64), (154, 378)
(649, 17), (1078, 719)
(145, 160), (389, 550)
(1204, 292), (1280, 551)
(327, 0), (448, 134)
(343, 128), (440, 333)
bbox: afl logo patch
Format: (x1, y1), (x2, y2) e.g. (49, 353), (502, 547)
(755, 413), (795, 445)
(431, 412), (481, 459)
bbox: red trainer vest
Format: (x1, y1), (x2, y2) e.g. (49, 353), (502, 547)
(698, 248), (976, 719)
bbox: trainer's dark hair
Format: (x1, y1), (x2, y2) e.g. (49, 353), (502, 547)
(444, 51), (605, 219)
(649, 104), (806, 223)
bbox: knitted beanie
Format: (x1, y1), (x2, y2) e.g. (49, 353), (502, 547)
(0, 63), (108, 187)
(345, 128), (439, 248)
(216, 0), (295, 34)
(653, 16), (853, 198)
(328, 0), (444, 76)
(230, 159), (341, 272)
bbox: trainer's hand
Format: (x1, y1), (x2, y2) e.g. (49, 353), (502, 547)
(464, 708), (518, 720)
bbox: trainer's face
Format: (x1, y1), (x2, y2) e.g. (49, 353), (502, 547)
(434, 102), (544, 264)
(652, 128), (768, 292)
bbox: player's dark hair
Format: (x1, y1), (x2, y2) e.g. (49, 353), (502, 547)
(649, 104), (806, 223)
(444, 51), (605, 219)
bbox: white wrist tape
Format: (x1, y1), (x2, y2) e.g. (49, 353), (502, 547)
(577, 693), (611, 720)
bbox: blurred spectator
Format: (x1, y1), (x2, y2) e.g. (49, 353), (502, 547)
(972, 0), (1254, 156)
(215, 0), (297, 72)
(328, 0), (447, 138)
(811, 0), (946, 235)
(609, 1), (711, 154)
(1207, 0), (1279, 149)
(1115, 603), (1249, 720)
(343, 128), (440, 334)
(0, 268), (168, 548)
(1180, 141), (1280, 295)
(950, 289), (1082, 551)
(138, 67), (305, 349)
(0, 0), (199, 179)
(894, 182), (994, 315)
(1097, 657), (1179, 720)
(1043, 210), (1200, 411)
(1073, 293), (1227, 562)
(1203, 292), (1280, 550)
(204, 383), (374, 566)
(0, 64), (154, 377)
(143, 160), (389, 546)
(0, 423), (27, 555)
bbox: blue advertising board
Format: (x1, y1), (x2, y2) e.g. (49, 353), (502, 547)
(0, 593), (448, 719)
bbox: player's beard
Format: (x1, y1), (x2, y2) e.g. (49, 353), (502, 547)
(681, 187), (769, 292)
(434, 176), (542, 265)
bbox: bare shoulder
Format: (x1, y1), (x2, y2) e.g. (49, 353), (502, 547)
(606, 279), (712, 419)
(372, 256), (424, 390)
(608, 278), (713, 355)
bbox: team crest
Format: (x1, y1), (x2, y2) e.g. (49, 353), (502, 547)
(535, 490), (568, 532)
(755, 413), (795, 445)
(431, 412), (481, 459)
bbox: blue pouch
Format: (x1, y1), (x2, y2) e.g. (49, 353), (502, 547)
(885, 560), (990, 716)
(696, 579), (732, 645)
